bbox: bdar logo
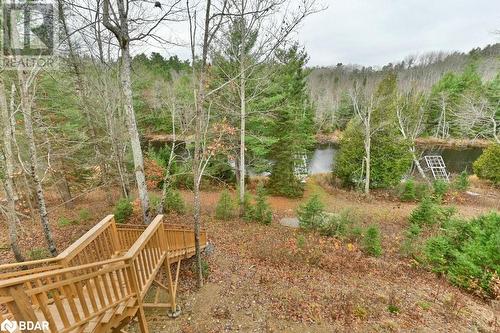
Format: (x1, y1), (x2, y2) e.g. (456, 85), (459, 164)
(0, 319), (17, 333)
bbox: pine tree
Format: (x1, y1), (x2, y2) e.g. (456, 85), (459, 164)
(252, 184), (272, 225)
(267, 45), (315, 197)
(215, 190), (235, 220)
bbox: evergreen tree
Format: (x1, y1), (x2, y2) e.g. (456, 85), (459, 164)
(267, 45), (315, 197)
(335, 72), (412, 189)
(252, 184), (272, 225)
(215, 190), (235, 220)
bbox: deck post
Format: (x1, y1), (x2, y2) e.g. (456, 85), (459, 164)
(6, 284), (43, 333)
(158, 220), (180, 316)
(109, 216), (122, 253)
(125, 263), (149, 333)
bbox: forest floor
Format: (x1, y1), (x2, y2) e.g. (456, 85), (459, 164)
(0, 176), (499, 332)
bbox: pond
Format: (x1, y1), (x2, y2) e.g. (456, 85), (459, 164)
(308, 144), (484, 175)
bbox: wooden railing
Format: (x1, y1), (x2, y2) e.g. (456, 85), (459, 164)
(0, 215), (120, 280)
(0, 215), (207, 333)
(0, 258), (63, 280)
(0, 258), (133, 333)
(116, 224), (147, 252)
(58, 215), (121, 268)
(125, 216), (167, 299)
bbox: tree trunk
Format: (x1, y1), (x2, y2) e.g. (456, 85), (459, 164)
(193, 177), (203, 288)
(410, 147), (427, 180)
(0, 79), (25, 262)
(193, 86), (205, 288)
(120, 45), (150, 223)
(59, 1), (110, 191)
(364, 136), (371, 195)
(239, 59), (246, 216)
(18, 70), (58, 257)
(55, 173), (73, 207)
(364, 111), (371, 195)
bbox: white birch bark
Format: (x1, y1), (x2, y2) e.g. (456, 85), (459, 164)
(18, 70), (58, 256)
(0, 78), (25, 262)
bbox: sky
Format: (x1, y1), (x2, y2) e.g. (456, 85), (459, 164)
(297, 0), (500, 67)
(143, 0), (500, 68)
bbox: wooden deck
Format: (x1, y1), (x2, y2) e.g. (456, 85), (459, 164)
(0, 215), (207, 333)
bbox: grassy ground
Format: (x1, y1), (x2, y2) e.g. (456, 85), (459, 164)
(1, 177), (499, 332)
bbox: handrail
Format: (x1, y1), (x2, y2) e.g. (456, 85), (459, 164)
(0, 258), (127, 289)
(57, 215), (115, 261)
(0, 258), (63, 280)
(0, 257), (135, 333)
(0, 214), (208, 333)
(0, 257), (60, 270)
(124, 215), (163, 259)
(124, 216), (166, 299)
(0, 215), (118, 279)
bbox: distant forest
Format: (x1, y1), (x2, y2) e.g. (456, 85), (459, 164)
(308, 43), (499, 137)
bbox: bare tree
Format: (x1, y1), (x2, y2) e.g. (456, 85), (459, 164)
(17, 67), (58, 256)
(454, 94), (499, 143)
(350, 88), (383, 194)
(434, 93), (450, 139)
(395, 91), (428, 180)
(0, 78), (25, 262)
(101, 0), (184, 223)
(187, 0), (230, 287)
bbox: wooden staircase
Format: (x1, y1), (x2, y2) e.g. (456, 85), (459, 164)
(0, 215), (207, 333)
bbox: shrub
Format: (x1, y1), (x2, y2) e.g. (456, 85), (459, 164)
(296, 234), (306, 249)
(362, 225), (383, 257)
(215, 190), (234, 220)
(432, 180), (449, 202)
(239, 190), (254, 221)
(319, 209), (360, 240)
(408, 197), (435, 226)
(58, 217), (77, 227)
(422, 212), (500, 298)
(28, 248), (50, 260)
(453, 170), (470, 191)
(401, 223), (422, 257)
(335, 120), (412, 189)
(78, 208), (92, 222)
(387, 304), (400, 314)
(114, 198), (133, 223)
(408, 197), (455, 227)
(400, 178), (416, 201)
(415, 182), (431, 201)
(268, 150), (307, 198)
(297, 194), (325, 230)
(252, 185), (272, 225)
(164, 189), (186, 214)
(473, 144), (500, 184)
(149, 194), (161, 213)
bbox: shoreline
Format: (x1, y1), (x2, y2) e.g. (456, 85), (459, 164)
(316, 132), (493, 149)
(147, 131), (493, 149)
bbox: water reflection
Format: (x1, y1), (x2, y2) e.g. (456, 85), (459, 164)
(307, 144), (484, 175)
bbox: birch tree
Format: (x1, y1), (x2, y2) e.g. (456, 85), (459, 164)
(0, 78), (25, 262)
(350, 90), (377, 194)
(454, 94), (499, 143)
(101, 0), (183, 223)
(395, 91), (428, 179)
(17, 67), (58, 256)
